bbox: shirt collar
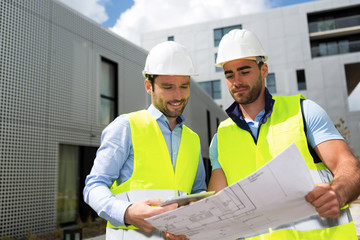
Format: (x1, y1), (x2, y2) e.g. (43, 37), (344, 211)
(225, 88), (275, 127)
(147, 104), (186, 125)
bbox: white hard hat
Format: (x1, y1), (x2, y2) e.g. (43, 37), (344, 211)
(215, 29), (268, 67)
(143, 41), (198, 77)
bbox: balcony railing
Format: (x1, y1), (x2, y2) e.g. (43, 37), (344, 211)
(311, 39), (360, 58)
(309, 15), (360, 33)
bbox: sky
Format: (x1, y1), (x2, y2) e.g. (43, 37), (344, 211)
(58, 0), (318, 46)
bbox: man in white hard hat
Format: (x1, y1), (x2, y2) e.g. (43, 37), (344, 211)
(84, 41), (206, 240)
(208, 29), (360, 239)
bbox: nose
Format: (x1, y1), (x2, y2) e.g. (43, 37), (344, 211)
(231, 74), (243, 86)
(173, 87), (182, 100)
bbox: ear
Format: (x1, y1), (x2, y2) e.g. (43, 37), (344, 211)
(144, 79), (152, 94)
(261, 63), (268, 79)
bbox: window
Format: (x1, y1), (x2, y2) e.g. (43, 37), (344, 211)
(339, 40), (350, 53)
(214, 24), (242, 47)
(168, 36), (174, 41)
(310, 35), (360, 58)
(266, 73), (276, 94)
(345, 62), (360, 111)
(57, 145), (98, 225)
(199, 80), (221, 99)
(100, 57), (118, 125)
(57, 145), (79, 224)
(296, 69), (307, 91)
(327, 41), (339, 55)
(214, 53), (222, 72)
(308, 6), (360, 33)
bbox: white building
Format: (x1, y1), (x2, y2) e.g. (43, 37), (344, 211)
(142, 0), (360, 157)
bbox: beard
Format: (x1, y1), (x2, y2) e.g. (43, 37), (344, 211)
(230, 75), (263, 105)
(154, 98), (188, 118)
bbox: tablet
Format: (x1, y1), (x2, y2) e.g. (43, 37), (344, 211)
(159, 191), (215, 206)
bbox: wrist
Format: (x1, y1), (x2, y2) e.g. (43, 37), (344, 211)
(124, 204), (133, 226)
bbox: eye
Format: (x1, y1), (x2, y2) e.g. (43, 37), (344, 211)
(225, 74), (234, 79)
(162, 85), (172, 89)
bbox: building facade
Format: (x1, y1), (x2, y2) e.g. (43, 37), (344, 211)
(141, 0), (360, 158)
(0, 0), (226, 237)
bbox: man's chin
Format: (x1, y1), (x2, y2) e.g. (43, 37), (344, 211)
(165, 110), (184, 118)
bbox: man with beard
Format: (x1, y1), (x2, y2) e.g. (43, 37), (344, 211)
(84, 41), (206, 240)
(208, 29), (360, 239)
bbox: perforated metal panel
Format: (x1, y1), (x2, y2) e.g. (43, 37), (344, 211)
(0, 0), (55, 236)
(0, 0), (226, 237)
(0, 0), (147, 237)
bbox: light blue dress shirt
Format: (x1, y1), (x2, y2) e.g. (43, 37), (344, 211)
(83, 105), (206, 226)
(210, 99), (343, 170)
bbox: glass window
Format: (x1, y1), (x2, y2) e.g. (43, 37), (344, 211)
(324, 16), (335, 31)
(168, 36), (174, 41)
(266, 73), (276, 93)
(296, 69), (307, 91)
(213, 25), (242, 47)
(100, 58), (118, 125)
(339, 40), (350, 53)
(213, 80), (222, 99)
(199, 80), (222, 99)
(57, 145), (79, 224)
(319, 43), (327, 56)
(345, 62), (360, 112)
(327, 41), (338, 55)
(215, 53), (222, 72)
(214, 29), (223, 47)
(311, 36), (360, 58)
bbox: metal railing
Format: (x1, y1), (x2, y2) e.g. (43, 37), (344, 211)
(311, 39), (360, 58)
(308, 15), (360, 33)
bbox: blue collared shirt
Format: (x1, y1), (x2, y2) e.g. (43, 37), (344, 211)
(83, 105), (206, 226)
(210, 89), (343, 170)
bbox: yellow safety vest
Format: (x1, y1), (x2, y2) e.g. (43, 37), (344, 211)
(107, 110), (200, 229)
(217, 95), (357, 239)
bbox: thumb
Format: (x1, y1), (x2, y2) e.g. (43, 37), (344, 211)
(160, 202), (178, 211)
(144, 198), (164, 206)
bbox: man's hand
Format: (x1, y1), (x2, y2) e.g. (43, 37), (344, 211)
(305, 183), (340, 219)
(163, 231), (189, 240)
(124, 198), (178, 233)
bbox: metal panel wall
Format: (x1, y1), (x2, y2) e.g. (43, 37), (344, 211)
(0, 0), (226, 237)
(0, 0), (147, 237)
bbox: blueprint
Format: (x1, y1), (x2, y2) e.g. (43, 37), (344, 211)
(146, 143), (318, 240)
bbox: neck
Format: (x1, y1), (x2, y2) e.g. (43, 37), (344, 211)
(239, 92), (266, 121)
(168, 118), (177, 130)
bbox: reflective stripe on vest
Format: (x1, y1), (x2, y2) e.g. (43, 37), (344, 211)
(218, 95), (357, 240)
(107, 110), (200, 229)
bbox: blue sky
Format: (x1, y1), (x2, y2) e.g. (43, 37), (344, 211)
(103, 0), (135, 27)
(58, 0), (318, 46)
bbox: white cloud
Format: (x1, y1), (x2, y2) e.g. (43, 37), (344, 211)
(58, 0), (109, 24)
(110, 0), (270, 46)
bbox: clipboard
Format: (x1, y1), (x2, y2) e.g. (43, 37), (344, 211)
(159, 191), (215, 206)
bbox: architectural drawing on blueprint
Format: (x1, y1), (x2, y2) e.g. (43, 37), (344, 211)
(146, 144), (317, 240)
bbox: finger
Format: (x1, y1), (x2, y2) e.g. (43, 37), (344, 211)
(311, 190), (338, 208)
(306, 184), (331, 203)
(142, 225), (156, 233)
(318, 206), (340, 219)
(159, 202), (178, 211)
(163, 232), (175, 240)
(144, 198), (164, 206)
